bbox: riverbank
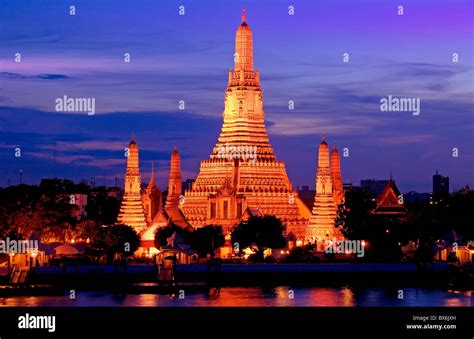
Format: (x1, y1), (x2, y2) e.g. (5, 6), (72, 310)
(0, 262), (468, 294)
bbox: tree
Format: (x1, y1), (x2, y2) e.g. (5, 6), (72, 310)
(86, 188), (120, 225)
(154, 223), (191, 249)
(231, 215), (287, 262)
(154, 225), (176, 249)
(0, 183), (77, 242)
(284, 246), (319, 263)
(0, 179), (121, 244)
(336, 188), (374, 240)
(107, 224), (140, 256)
(336, 189), (402, 262)
(72, 219), (102, 242)
(405, 187), (474, 263)
(188, 225), (225, 258)
(91, 224), (140, 261)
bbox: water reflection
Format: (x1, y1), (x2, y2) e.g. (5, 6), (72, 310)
(0, 287), (472, 307)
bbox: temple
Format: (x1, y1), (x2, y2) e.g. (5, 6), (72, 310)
(116, 10), (347, 256)
(182, 9), (310, 239)
(165, 147), (182, 210)
(331, 144), (344, 207)
(141, 161), (162, 224)
(371, 176), (407, 219)
(307, 137), (344, 248)
(137, 148), (192, 256)
(116, 137), (147, 233)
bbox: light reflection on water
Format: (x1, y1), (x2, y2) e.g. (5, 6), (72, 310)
(0, 287), (472, 307)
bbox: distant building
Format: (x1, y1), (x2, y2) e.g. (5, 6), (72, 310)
(433, 170), (449, 194)
(361, 179), (389, 196)
(342, 183), (355, 192)
(404, 191), (430, 204)
(106, 186), (122, 200)
(435, 240), (474, 264)
(182, 179), (195, 193)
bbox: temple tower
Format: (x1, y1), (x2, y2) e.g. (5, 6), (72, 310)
(331, 145), (344, 207)
(234, 8), (253, 73)
(182, 9), (309, 238)
(142, 161), (163, 224)
(165, 147), (182, 210)
(307, 136), (343, 248)
(117, 137), (147, 233)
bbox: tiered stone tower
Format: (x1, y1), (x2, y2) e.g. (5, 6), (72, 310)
(117, 137), (147, 233)
(331, 145), (344, 207)
(182, 9), (308, 237)
(165, 147), (182, 210)
(307, 137), (344, 247)
(142, 161), (163, 224)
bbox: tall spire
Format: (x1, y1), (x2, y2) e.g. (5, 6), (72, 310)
(165, 147), (182, 210)
(318, 138), (330, 168)
(117, 137), (147, 232)
(307, 135), (344, 245)
(331, 145), (341, 174)
(143, 160), (162, 224)
(127, 137), (139, 169)
(146, 161), (156, 190)
(183, 10), (308, 240)
(331, 145), (344, 207)
(235, 8), (253, 72)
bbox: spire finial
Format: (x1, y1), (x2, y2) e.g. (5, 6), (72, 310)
(242, 7), (247, 23)
(147, 161), (156, 189)
(322, 131), (326, 142)
(131, 132), (135, 142)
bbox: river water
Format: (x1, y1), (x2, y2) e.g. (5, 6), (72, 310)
(1, 287), (472, 307)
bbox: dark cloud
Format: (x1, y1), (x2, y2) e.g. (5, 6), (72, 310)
(0, 72), (70, 80)
(37, 73), (69, 80)
(0, 106), (219, 187)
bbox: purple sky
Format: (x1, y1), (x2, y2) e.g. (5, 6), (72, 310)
(0, 0), (473, 192)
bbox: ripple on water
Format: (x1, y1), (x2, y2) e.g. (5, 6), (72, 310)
(0, 287), (472, 307)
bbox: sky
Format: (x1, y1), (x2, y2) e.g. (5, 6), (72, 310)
(0, 0), (473, 193)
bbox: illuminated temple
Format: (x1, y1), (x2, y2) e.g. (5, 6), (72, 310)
(117, 10), (346, 251)
(117, 137), (147, 233)
(181, 9), (310, 239)
(307, 137), (344, 248)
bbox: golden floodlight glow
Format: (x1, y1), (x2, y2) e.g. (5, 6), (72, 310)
(306, 137), (345, 245)
(182, 9), (309, 239)
(117, 137), (147, 233)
